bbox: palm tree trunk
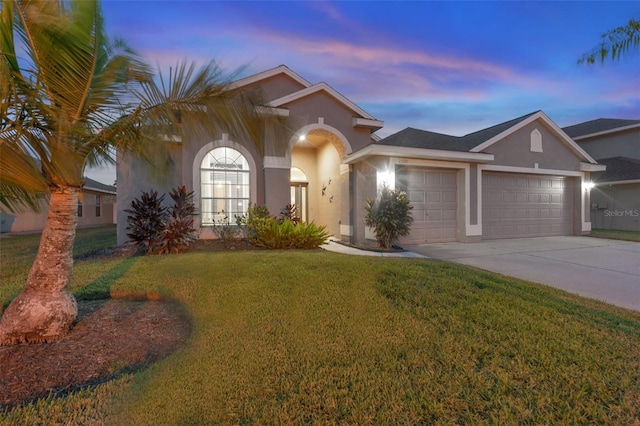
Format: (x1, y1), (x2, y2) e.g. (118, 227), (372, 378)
(0, 187), (79, 345)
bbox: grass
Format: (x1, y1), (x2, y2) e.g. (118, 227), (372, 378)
(0, 225), (119, 310)
(1, 227), (639, 424)
(590, 228), (640, 242)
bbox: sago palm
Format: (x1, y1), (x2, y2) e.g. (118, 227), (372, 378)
(0, 0), (267, 344)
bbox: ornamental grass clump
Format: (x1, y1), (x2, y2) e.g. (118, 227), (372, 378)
(365, 184), (413, 249)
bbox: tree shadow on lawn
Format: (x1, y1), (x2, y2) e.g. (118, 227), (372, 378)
(0, 255), (193, 409)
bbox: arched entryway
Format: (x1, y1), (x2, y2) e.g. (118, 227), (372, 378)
(289, 125), (350, 236)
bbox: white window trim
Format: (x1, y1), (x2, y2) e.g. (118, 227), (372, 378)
(192, 134), (257, 227)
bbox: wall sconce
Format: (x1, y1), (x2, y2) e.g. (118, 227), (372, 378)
(377, 168), (394, 189)
(584, 181), (595, 191)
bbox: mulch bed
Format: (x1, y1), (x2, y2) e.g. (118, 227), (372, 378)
(0, 238), (276, 409)
(0, 299), (192, 409)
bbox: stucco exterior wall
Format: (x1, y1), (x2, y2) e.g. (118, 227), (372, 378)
(116, 144), (182, 245)
(484, 122), (581, 171)
(241, 74), (308, 104)
(315, 142), (343, 236)
(590, 183), (640, 231)
(575, 128), (640, 160)
(1, 189), (115, 234)
(350, 160), (378, 244)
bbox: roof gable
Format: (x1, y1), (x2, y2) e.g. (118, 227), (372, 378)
(266, 82), (378, 121)
(469, 111), (597, 163)
(229, 65), (312, 91)
(378, 111), (596, 163)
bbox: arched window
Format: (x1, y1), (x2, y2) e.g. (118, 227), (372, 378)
(200, 147), (250, 225)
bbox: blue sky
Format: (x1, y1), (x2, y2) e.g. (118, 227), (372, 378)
(88, 1), (640, 184)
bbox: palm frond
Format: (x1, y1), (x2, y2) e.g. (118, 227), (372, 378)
(579, 18), (640, 64)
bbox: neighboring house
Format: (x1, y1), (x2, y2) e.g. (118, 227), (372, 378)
(563, 119), (640, 232)
(0, 177), (117, 234)
(117, 65), (603, 246)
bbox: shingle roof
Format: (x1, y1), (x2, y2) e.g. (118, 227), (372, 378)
(378, 111), (539, 152)
(459, 111), (539, 150)
(562, 118), (640, 139)
(83, 177), (116, 194)
(378, 127), (467, 151)
(591, 157), (640, 183)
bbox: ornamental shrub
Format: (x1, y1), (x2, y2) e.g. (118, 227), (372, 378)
(252, 218), (329, 249)
(125, 190), (167, 254)
(212, 210), (240, 248)
(235, 203), (271, 243)
(364, 184), (414, 249)
(158, 186), (198, 254)
(126, 186), (198, 254)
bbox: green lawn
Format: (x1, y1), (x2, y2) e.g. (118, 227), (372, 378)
(590, 228), (640, 242)
(2, 227), (639, 424)
(0, 226), (119, 310)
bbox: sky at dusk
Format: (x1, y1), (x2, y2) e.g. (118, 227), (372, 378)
(88, 1), (640, 184)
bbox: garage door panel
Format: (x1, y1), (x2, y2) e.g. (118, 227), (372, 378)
(426, 192), (441, 203)
(443, 209), (457, 221)
(409, 191), (425, 203)
(426, 209), (442, 221)
(412, 209), (426, 222)
(398, 168), (458, 244)
(483, 172), (573, 240)
(443, 191), (456, 203)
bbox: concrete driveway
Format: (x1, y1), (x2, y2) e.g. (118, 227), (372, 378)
(406, 236), (640, 312)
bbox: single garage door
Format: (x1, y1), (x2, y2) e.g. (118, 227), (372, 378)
(396, 167), (458, 244)
(482, 172), (573, 239)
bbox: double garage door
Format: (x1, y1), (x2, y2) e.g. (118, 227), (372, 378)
(397, 168), (574, 244)
(482, 172), (573, 240)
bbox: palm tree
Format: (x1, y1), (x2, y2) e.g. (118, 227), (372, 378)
(0, 0), (267, 345)
(579, 17), (640, 64)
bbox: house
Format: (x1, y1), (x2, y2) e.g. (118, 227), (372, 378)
(116, 65), (604, 246)
(563, 119), (640, 231)
(0, 177), (117, 234)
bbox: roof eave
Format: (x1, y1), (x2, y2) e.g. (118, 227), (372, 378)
(580, 162), (606, 172)
(344, 144), (494, 164)
(228, 65), (312, 90)
(572, 122), (640, 141)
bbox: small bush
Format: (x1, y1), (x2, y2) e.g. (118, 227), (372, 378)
(125, 190), (167, 254)
(158, 186), (198, 254)
(278, 204), (300, 225)
(236, 203), (271, 243)
(212, 210), (240, 248)
(125, 186), (197, 254)
(252, 218), (329, 249)
(365, 184), (413, 249)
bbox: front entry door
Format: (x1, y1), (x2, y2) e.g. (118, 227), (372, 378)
(290, 184), (308, 222)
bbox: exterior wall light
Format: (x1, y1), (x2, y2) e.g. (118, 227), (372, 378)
(584, 181), (595, 191)
(377, 168), (395, 189)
